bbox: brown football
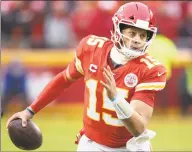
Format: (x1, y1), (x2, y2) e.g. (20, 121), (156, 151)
(8, 119), (42, 150)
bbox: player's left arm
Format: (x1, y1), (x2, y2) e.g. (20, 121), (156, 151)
(100, 65), (166, 137)
(122, 97), (154, 136)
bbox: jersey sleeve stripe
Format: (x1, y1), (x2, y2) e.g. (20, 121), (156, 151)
(75, 52), (84, 75)
(66, 65), (76, 82)
(135, 82), (166, 92)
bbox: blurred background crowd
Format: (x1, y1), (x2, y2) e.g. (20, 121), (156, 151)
(1, 1), (192, 49)
(1, 1), (192, 116)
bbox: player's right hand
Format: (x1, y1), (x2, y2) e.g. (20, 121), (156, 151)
(6, 109), (33, 128)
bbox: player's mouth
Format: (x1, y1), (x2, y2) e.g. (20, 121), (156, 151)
(130, 46), (141, 51)
(131, 46), (138, 50)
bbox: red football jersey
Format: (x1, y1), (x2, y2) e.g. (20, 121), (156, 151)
(70, 35), (166, 148)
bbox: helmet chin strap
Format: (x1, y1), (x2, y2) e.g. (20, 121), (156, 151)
(110, 46), (132, 65)
(120, 46), (145, 59)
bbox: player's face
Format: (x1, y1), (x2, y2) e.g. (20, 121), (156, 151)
(121, 27), (148, 51)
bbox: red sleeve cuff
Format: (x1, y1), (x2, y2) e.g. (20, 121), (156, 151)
(131, 90), (156, 107)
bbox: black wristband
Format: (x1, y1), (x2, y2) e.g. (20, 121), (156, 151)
(26, 107), (35, 116)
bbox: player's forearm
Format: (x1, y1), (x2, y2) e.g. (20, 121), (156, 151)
(112, 97), (147, 137)
(121, 112), (146, 137)
(29, 71), (73, 113)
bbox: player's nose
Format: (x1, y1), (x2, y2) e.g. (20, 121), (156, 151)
(132, 40), (140, 45)
(132, 34), (142, 44)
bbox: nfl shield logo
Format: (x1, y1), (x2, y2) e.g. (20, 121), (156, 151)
(124, 73), (138, 88)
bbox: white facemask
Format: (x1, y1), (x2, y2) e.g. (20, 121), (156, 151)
(110, 46), (131, 65)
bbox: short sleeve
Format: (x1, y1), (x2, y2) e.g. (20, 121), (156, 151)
(62, 35), (91, 80)
(135, 65), (167, 92)
(131, 90), (156, 107)
(131, 65), (167, 107)
(74, 35), (91, 75)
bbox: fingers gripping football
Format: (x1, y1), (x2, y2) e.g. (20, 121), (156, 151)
(6, 110), (33, 128)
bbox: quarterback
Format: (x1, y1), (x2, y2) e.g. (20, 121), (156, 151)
(7, 2), (166, 151)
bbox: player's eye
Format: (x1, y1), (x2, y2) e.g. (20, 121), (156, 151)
(127, 32), (135, 38)
(140, 33), (147, 40)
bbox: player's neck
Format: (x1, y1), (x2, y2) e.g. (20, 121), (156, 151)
(110, 47), (131, 65)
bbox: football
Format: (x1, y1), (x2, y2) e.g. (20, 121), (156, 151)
(7, 119), (42, 150)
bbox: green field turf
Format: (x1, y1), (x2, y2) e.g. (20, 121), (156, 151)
(1, 103), (192, 151)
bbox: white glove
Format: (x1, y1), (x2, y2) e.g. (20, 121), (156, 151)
(126, 129), (156, 151)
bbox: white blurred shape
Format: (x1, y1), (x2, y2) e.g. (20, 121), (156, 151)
(26, 71), (54, 102)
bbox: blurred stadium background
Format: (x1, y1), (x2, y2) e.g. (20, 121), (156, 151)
(1, 1), (192, 151)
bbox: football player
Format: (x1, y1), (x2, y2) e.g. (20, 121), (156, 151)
(7, 2), (166, 151)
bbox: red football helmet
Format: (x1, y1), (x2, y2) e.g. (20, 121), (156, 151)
(111, 2), (157, 60)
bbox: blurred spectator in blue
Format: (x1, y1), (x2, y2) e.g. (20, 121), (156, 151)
(44, 1), (77, 49)
(1, 59), (29, 116)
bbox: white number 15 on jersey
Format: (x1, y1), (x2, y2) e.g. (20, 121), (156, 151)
(86, 79), (129, 127)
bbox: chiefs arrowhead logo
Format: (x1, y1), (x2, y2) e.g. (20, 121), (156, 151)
(124, 73), (138, 88)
